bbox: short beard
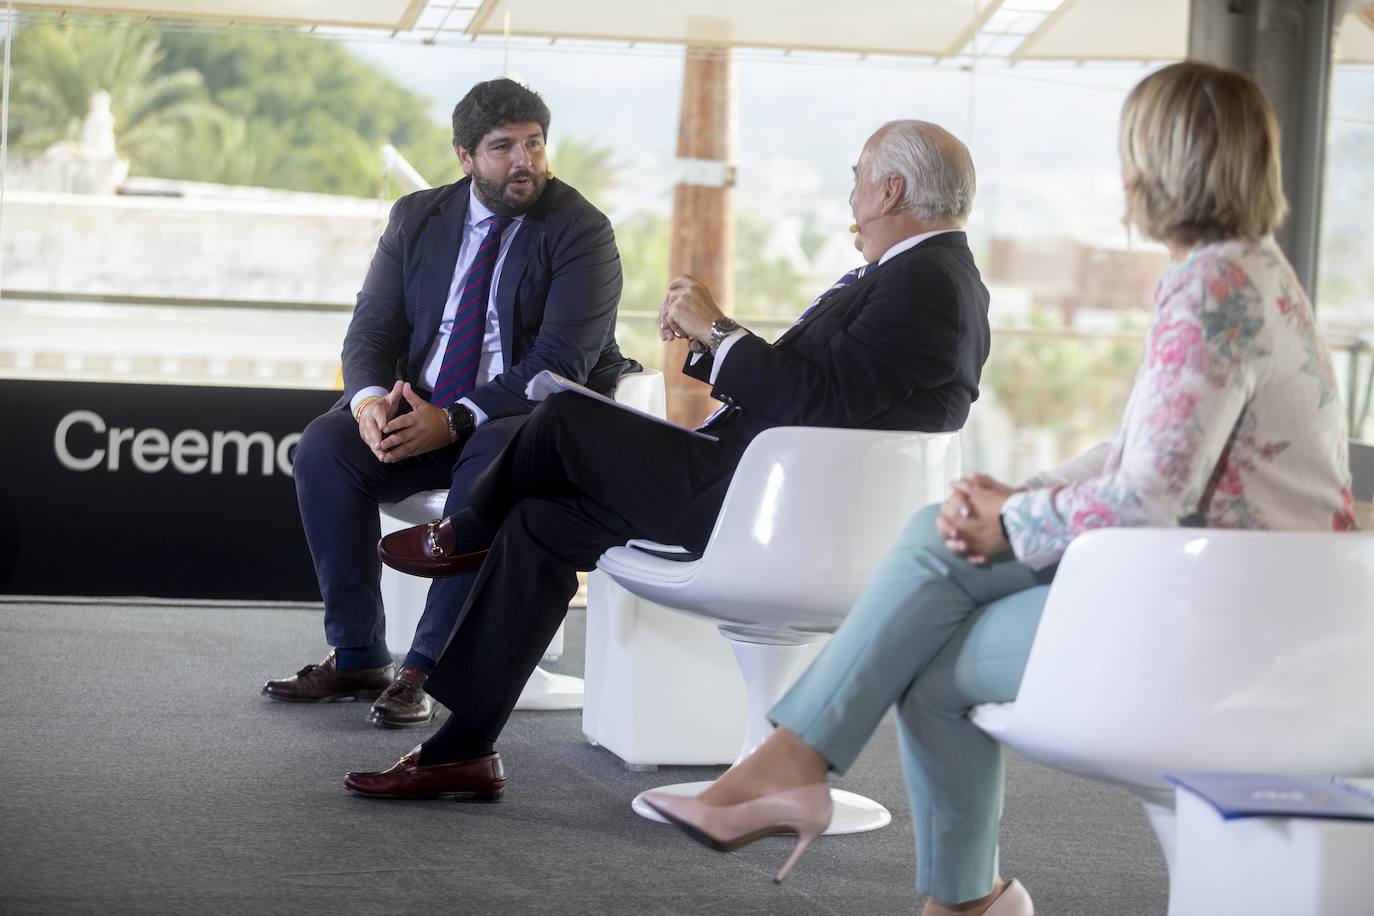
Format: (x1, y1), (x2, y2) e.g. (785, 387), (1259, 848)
(471, 169), (546, 217)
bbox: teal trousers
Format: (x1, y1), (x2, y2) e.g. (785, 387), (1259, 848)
(770, 503), (1054, 903)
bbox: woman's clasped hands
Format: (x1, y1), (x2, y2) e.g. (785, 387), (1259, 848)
(937, 473), (1019, 565)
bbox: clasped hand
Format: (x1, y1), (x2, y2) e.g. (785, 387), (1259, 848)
(659, 275), (725, 351)
(936, 473), (1017, 565)
(356, 380), (457, 463)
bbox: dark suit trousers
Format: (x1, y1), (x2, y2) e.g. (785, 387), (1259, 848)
(423, 391), (724, 745)
(293, 407), (524, 662)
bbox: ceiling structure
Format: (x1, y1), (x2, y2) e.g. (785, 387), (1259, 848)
(1013, 0), (1189, 60)
(9, 0), (1374, 63)
(11, 0), (426, 30)
(456, 0), (1373, 64)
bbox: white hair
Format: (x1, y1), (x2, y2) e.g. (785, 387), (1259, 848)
(867, 120), (976, 226)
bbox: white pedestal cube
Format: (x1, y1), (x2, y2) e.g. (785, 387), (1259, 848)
(582, 570), (825, 768)
(1170, 784), (1374, 915)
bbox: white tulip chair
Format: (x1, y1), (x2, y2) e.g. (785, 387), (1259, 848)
(969, 527), (1374, 909)
(597, 426), (962, 835)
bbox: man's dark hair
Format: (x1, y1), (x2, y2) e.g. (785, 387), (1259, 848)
(451, 79), (551, 152)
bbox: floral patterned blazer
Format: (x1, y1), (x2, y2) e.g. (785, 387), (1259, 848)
(1002, 236), (1357, 571)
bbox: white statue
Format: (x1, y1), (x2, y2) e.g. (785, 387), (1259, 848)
(80, 90), (119, 159)
(37, 89), (129, 193)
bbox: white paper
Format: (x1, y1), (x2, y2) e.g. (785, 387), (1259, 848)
(524, 370), (719, 442)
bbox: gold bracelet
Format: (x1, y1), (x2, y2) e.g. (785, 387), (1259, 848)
(353, 395), (383, 420)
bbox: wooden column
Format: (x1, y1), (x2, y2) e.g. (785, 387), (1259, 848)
(664, 46), (735, 427)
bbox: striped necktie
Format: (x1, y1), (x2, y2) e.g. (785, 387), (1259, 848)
(797, 262), (875, 323)
(432, 215), (513, 407)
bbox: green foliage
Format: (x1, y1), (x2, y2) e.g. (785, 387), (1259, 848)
(796, 214), (829, 262)
(548, 137), (623, 211)
(145, 112), (292, 187)
(616, 212), (670, 311)
(8, 17), (641, 203)
(734, 215), (811, 317)
(8, 12), (838, 376)
(150, 29), (444, 186)
(149, 27), (446, 195)
(982, 307), (1146, 458)
(7, 20), (214, 162)
(610, 209), (829, 368)
(6, 17), (454, 197)
(402, 131), (464, 190)
(612, 211), (672, 368)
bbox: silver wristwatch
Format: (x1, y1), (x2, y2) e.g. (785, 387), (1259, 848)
(709, 317), (741, 353)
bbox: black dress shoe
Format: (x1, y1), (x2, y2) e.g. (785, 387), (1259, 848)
(368, 664), (436, 728)
(262, 651), (394, 702)
(377, 517), (489, 578)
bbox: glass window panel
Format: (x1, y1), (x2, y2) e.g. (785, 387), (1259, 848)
(1318, 57), (1374, 439)
(0, 8), (1170, 475)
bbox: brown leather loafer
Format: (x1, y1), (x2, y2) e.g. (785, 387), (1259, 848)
(262, 651), (393, 703)
(344, 746), (505, 800)
(368, 664), (436, 728)
(377, 517), (488, 578)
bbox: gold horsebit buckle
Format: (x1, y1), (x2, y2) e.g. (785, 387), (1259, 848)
(426, 519), (445, 558)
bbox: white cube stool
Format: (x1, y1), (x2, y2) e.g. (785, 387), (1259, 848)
(582, 571), (826, 768)
(1170, 782), (1374, 915)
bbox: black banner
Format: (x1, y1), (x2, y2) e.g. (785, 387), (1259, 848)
(0, 379), (338, 600)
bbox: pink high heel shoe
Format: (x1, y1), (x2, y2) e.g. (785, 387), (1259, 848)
(642, 784), (832, 883)
(982, 878), (1034, 915)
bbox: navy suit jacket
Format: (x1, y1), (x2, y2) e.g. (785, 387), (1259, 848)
(676, 231), (991, 543)
(341, 176), (630, 419)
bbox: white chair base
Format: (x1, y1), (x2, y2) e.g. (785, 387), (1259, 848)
(515, 666), (584, 711)
(623, 626), (890, 835)
(631, 782), (892, 836)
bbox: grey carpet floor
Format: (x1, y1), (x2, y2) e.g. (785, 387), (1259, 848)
(0, 600), (1168, 915)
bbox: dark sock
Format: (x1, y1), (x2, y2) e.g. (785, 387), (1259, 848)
(419, 713), (495, 765)
(446, 507), (499, 555)
(334, 642), (392, 671)
(401, 649), (436, 674)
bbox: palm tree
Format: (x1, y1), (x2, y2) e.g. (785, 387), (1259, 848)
(547, 136), (623, 208)
(138, 112), (296, 188)
(7, 19), (213, 167)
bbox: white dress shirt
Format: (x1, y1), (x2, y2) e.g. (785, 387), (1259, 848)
(350, 186), (523, 426)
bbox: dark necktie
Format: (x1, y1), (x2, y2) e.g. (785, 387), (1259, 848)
(796, 261), (875, 324)
(432, 215), (513, 406)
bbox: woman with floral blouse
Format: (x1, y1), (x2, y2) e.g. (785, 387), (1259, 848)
(644, 62), (1356, 916)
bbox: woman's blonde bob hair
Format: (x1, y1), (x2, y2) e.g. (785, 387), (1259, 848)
(1119, 61), (1287, 246)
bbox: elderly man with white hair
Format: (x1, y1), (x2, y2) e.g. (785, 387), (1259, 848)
(343, 120), (992, 802)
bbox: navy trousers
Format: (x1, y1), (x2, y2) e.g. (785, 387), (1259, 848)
(292, 406), (524, 663)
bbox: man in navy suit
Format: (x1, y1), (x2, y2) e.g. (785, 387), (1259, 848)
(343, 119), (994, 799)
(263, 79), (630, 727)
